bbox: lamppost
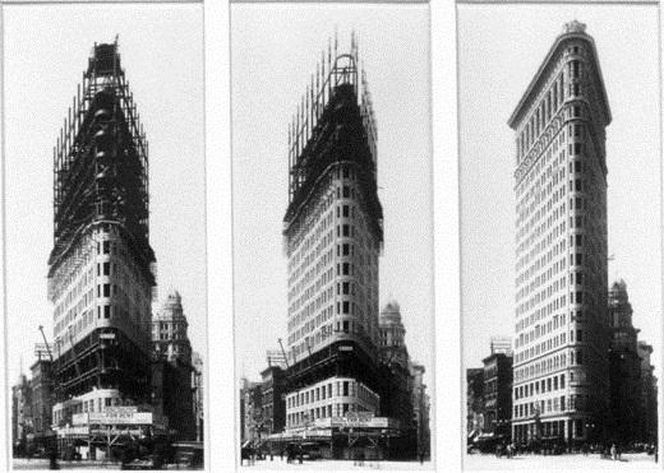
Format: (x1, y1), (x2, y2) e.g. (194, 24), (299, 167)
(38, 326), (60, 470)
(584, 421), (595, 446)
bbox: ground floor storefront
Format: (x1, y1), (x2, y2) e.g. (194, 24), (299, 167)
(512, 416), (602, 445)
(264, 424), (416, 461)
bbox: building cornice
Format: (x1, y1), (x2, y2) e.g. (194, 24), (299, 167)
(508, 25), (611, 129)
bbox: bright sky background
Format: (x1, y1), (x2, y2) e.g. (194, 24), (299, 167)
(3, 3), (206, 385)
(231, 3), (434, 388)
(459, 3), (662, 382)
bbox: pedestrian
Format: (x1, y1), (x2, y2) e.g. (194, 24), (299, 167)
(610, 443), (616, 461)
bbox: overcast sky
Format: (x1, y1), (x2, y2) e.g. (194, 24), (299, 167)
(458, 3), (661, 382)
(3, 2), (206, 385)
(231, 3), (434, 387)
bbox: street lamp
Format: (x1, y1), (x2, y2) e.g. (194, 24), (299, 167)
(584, 422), (595, 444)
(38, 325), (60, 470)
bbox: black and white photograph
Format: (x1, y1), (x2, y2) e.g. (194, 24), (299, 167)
(231, 2), (434, 468)
(459, 1), (661, 470)
(3, 2), (206, 469)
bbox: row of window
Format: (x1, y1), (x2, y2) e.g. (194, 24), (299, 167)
(515, 373), (566, 400)
(517, 71), (566, 161)
(287, 403), (369, 427)
(516, 329), (568, 365)
(515, 347), (568, 382)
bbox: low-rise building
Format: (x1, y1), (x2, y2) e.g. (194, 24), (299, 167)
(29, 358), (54, 453)
(637, 341), (657, 444)
(260, 366), (287, 435)
(482, 349), (512, 440)
(12, 373), (32, 457)
(467, 368), (484, 440)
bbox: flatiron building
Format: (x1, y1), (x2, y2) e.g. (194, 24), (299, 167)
(283, 39), (384, 429)
(48, 41), (155, 425)
(508, 21), (611, 443)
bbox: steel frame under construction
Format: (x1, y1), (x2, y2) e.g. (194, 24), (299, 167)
(48, 40), (153, 279)
(278, 36), (419, 459)
(47, 40), (155, 409)
(284, 33), (383, 250)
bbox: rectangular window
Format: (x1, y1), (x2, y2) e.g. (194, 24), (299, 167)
(103, 241), (110, 254)
(104, 305), (111, 319)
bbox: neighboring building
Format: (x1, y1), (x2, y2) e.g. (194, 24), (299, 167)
(411, 363), (430, 460)
(467, 368), (485, 440)
(378, 302), (416, 438)
(637, 342), (658, 444)
(151, 357), (195, 440)
(483, 350), (513, 439)
(12, 373), (32, 457)
(260, 366), (287, 435)
(607, 280), (641, 444)
(152, 291), (193, 364)
(490, 337), (513, 356)
(150, 291), (196, 440)
(48, 40), (155, 436)
(240, 378), (264, 444)
(192, 352), (204, 442)
(508, 21), (611, 444)
(379, 301), (409, 368)
(28, 358), (54, 452)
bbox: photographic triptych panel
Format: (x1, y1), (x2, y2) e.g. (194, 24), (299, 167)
(231, 1), (435, 469)
(2, 1), (207, 470)
(0, 0), (661, 472)
(459, 1), (662, 470)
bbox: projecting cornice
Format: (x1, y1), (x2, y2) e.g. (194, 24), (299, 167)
(508, 21), (612, 129)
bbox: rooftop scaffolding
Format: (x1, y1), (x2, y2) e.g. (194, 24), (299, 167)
(48, 39), (155, 285)
(284, 33), (382, 242)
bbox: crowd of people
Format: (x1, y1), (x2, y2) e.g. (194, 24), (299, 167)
(485, 440), (658, 461)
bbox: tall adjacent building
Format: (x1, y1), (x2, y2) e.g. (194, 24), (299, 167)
(151, 291), (196, 440)
(48, 41), (155, 426)
(152, 291), (193, 364)
(282, 38), (384, 429)
(637, 342), (658, 443)
(508, 21), (611, 443)
(607, 280), (641, 443)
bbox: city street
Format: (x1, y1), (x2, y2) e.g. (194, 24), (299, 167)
(465, 452), (658, 470)
(13, 459), (202, 470)
(239, 457), (433, 470)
